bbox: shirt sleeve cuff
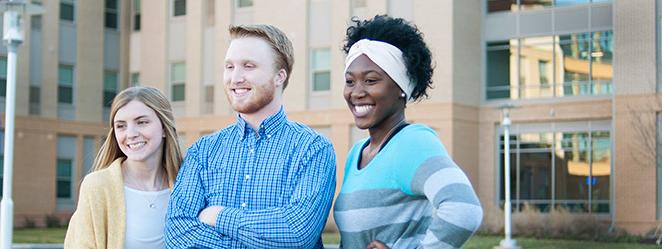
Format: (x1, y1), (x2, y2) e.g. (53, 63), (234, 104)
(216, 206), (243, 238)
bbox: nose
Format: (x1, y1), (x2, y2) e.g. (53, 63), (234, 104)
(126, 123), (139, 139)
(348, 82), (367, 99)
(230, 67), (245, 85)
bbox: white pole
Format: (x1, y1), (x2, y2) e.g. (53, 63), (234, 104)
(498, 108), (519, 249)
(0, 42), (16, 249)
(0, 6), (21, 249)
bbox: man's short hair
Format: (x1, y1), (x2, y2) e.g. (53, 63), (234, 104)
(229, 24), (294, 89)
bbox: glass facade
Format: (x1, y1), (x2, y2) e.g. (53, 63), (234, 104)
(486, 31), (613, 100)
(487, 0), (611, 13)
(498, 124), (611, 213)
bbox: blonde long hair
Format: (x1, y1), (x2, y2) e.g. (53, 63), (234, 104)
(92, 86), (183, 188)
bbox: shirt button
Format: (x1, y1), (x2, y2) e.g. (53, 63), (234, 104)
(267, 134), (272, 138)
(245, 175), (251, 180)
(249, 149), (254, 154)
(241, 203), (247, 208)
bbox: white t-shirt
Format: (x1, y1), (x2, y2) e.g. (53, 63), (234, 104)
(124, 186), (171, 249)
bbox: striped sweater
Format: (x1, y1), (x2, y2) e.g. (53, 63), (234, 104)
(334, 124), (483, 249)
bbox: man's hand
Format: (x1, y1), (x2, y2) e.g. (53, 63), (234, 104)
(366, 240), (389, 249)
(198, 206), (223, 227)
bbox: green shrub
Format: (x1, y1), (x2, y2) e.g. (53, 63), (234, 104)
(479, 201), (642, 243)
(44, 214), (61, 228)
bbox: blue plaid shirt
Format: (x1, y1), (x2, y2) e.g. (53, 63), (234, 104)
(165, 107), (336, 248)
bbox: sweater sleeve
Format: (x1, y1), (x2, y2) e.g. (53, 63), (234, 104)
(410, 155), (483, 249)
(64, 178), (99, 249)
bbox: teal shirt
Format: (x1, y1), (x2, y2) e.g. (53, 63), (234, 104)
(334, 124), (482, 249)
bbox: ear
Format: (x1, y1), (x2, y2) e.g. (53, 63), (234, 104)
(274, 69), (287, 88)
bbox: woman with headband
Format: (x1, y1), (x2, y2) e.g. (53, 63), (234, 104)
(333, 15), (483, 249)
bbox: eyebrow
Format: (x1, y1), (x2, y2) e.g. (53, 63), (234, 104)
(114, 115), (149, 123)
(345, 70), (381, 76)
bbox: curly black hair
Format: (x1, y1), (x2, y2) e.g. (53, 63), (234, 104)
(343, 15), (434, 101)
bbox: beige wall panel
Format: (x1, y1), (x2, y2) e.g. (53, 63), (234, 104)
(41, 0), (60, 118)
(76, 0), (104, 122)
(330, 0), (352, 109)
(415, 0), (453, 103)
(613, 0), (656, 95)
(612, 95), (659, 234)
(214, 0), (233, 117)
(253, 0), (308, 112)
(141, 0), (168, 90)
(13, 130), (57, 215)
(120, 0), (132, 89)
(185, 0), (204, 117)
(452, 0), (481, 106)
(452, 104), (480, 186)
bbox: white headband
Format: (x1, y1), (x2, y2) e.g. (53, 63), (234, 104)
(344, 39), (414, 102)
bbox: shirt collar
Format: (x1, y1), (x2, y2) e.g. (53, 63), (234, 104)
(236, 106), (287, 140)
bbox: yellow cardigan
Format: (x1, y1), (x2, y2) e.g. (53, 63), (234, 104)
(64, 158), (126, 249)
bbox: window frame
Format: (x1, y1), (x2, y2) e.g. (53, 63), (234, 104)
(104, 0), (119, 29)
(310, 48), (331, 93)
(58, 64), (75, 105)
(60, 0), (76, 23)
(170, 62), (186, 102)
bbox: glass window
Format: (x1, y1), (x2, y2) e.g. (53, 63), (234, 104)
(237, 0), (253, 8)
(31, 15), (42, 31)
(29, 86), (40, 115)
(56, 158), (73, 198)
(591, 31), (613, 95)
(520, 0), (552, 11)
(60, 0), (75, 22)
(171, 63), (185, 101)
(499, 128), (611, 213)
(311, 48), (331, 92)
(173, 0), (186, 16)
(520, 36), (554, 98)
(205, 85), (214, 103)
(133, 0), (141, 31)
(58, 65), (74, 104)
(555, 0), (590, 6)
(0, 57), (6, 98)
(103, 71), (118, 108)
(130, 72), (140, 87)
(558, 33), (591, 97)
(486, 31), (613, 101)
(105, 0), (118, 29)
(83, 136), (95, 176)
(487, 0), (517, 13)
(486, 41), (516, 99)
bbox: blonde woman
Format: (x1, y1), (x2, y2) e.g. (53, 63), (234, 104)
(65, 86), (183, 249)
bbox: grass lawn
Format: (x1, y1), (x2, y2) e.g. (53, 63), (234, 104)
(9, 229), (661, 248)
(13, 227), (66, 243)
(323, 233), (660, 249)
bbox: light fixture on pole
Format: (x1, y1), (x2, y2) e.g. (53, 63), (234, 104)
(495, 103), (520, 249)
(0, 1), (43, 248)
